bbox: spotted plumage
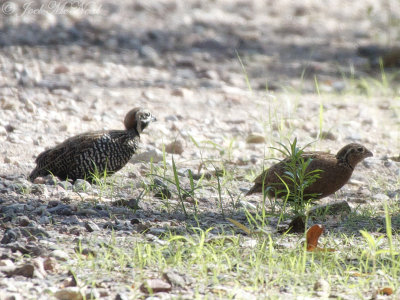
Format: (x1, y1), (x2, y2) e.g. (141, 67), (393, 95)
(246, 143), (373, 200)
(29, 107), (156, 182)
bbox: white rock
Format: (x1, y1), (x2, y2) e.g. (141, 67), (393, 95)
(50, 250), (69, 261)
(0, 126), (7, 136)
(0, 259), (15, 272)
(73, 179), (92, 192)
(373, 193), (389, 201)
(130, 147), (163, 163)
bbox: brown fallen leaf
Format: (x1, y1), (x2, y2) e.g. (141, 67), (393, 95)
(306, 224), (324, 251)
(379, 287), (393, 296)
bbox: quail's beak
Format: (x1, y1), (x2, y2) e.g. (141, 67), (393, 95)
(151, 116), (157, 122)
(365, 149), (373, 158)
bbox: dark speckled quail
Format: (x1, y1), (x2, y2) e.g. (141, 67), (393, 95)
(246, 143), (373, 200)
(29, 107), (156, 182)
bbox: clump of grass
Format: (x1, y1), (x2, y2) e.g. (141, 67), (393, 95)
(171, 155), (188, 217)
(146, 153), (207, 217)
(272, 138), (322, 215)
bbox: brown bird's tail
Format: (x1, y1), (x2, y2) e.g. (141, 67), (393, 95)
(245, 183), (262, 196)
(28, 167), (42, 182)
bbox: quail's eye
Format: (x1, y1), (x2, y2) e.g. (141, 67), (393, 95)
(144, 113), (150, 118)
(357, 147), (364, 152)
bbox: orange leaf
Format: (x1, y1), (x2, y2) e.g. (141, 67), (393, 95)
(379, 287), (393, 296)
(306, 224), (324, 251)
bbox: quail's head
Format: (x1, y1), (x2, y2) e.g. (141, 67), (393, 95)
(336, 143), (373, 168)
(124, 107), (156, 133)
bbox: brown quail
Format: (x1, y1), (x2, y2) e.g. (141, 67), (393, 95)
(246, 143), (373, 200)
(29, 107), (156, 182)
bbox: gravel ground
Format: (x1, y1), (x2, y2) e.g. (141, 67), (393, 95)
(0, 0), (400, 299)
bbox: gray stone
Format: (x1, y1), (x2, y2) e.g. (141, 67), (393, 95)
(77, 208), (98, 216)
(10, 182), (31, 194)
(140, 45), (159, 60)
(140, 278), (171, 294)
(48, 204), (74, 216)
(17, 216), (31, 227)
(154, 187), (173, 200)
(61, 215), (80, 225)
(84, 221), (100, 232)
(1, 229), (21, 244)
(58, 181), (73, 190)
(177, 168), (203, 180)
(163, 270), (186, 287)
(2, 204), (26, 215)
(148, 228), (167, 236)
(153, 178), (168, 189)
(30, 184), (48, 196)
(152, 179), (174, 198)
(39, 216), (51, 225)
(69, 227), (83, 236)
(164, 115), (179, 122)
(73, 179), (92, 192)
(112, 198), (140, 210)
(20, 226), (50, 238)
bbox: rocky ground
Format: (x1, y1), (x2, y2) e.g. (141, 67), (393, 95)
(0, 0), (400, 299)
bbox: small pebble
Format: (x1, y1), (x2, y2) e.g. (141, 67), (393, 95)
(246, 134), (265, 144)
(165, 140), (184, 155)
